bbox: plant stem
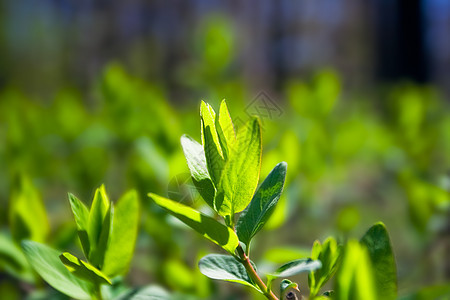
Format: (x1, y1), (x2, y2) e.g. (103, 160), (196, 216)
(92, 283), (103, 300)
(236, 245), (279, 300)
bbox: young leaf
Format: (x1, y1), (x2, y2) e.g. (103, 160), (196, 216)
(236, 162), (287, 248)
(268, 258), (322, 278)
(200, 101), (225, 186)
(360, 222), (397, 300)
(180, 135), (215, 208)
(103, 190), (140, 277)
(9, 177), (49, 243)
(215, 117), (262, 217)
(21, 240), (92, 299)
(68, 193), (91, 258)
(149, 193), (239, 254)
(198, 254), (261, 292)
(89, 206), (112, 268)
(215, 99), (236, 159)
(308, 237), (342, 297)
(334, 240), (376, 300)
(88, 185), (110, 260)
(60, 252), (111, 285)
(280, 279), (299, 299)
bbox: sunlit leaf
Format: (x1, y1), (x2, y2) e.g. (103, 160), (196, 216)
(180, 135), (215, 208)
(103, 190), (140, 277)
(360, 222), (397, 300)
(60, 252), (111, 285)
(198, 254), (261, 292)
(21, 240), (92, 299)
(215, 117), (262, 217)
(334, 240), (376, 300)
(236, 162), (287, 248)
(68, 193), (90, 259)
(88, 185), (110, 260)
(89, 206), (112, 268)
(309, 237), (342, 297)
(149, 193), (239, 254)
(200, 101), (225, 186)
(216, 99), (236, 159)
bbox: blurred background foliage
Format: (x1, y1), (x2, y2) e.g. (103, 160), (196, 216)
(0, 1), (449, 299)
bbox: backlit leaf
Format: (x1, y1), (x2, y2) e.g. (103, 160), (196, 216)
(216, 100), (236, 159)
(88, 185), (110, 260)
(149, 193), (239, 254)
(21, 240), (92, 299)
(215, 117), (262, 216)
(89, 206), (112, 268)
(198, 254), (260, 292)
(68, 193), (90, 259)
(200, 101), (225, 186)
(103, 190), (140, 277)
(334, 240), (376, 300)
(236, 162), (287, 247)
(360, 222), (397, 300)
(180, 135), (215, 208)
(60, 252), (111, 285)
(309, 237), (342, 297)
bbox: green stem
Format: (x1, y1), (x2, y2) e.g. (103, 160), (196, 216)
(236, 245), (279, 300)
(92, 283), (103, 300)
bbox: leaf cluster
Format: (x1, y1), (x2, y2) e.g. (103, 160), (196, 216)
(22, 186), (140, 299)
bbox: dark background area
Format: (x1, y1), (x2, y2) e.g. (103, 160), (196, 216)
(0, 0), (449, 100)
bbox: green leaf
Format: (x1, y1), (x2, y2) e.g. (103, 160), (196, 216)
(360, 222), (397, 300)
(68, 193), (91, 258)
(215, 99), (236, 160)
(215, 117), (262, 216)
(60, 252), (111, 285)
(103, 190), (140, 277)
(334, 240), (376, 300)
(308, 237), (342, 297)
(88, 185), (110, 260)
(21, 240), (92, 299)
(268, 258), (322, 278)
(9, 177), (49, 243)
(180, 135), (215, 208)
(115, 285), (171, 300)
(89, 206), (112, 268)
(149, 193), (239, 254)
(200, 101), (225, 186)
(0, 233), (34, 282)
(198, 254), (261, 292)
(280, 279), (299, 299)
(236, 162), (287, 248)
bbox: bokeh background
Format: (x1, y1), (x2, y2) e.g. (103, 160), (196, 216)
(0, 0), (449, 299)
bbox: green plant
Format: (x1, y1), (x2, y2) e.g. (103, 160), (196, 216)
(21, 185), (140, 300)
(149, 101), (399, 299)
